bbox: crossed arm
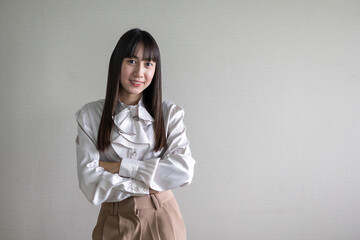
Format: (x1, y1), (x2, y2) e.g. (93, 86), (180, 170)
(99, 160), (159, 194)
(98, 161), (121, 174)
(76, 103), (194, 205)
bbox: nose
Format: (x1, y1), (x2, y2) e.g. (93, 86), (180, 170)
(134, 62), (144, 78)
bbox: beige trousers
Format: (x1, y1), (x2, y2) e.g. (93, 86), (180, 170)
(92, 191), (186, 240)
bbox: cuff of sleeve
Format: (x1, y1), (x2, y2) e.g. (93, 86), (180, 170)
(119, 158), (140, 178)
(125, 181), (150, 195)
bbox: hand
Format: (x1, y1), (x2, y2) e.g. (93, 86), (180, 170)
(99, 161), (121, 174)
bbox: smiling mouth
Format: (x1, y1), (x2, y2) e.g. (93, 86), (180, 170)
(130, 79), (144, 86)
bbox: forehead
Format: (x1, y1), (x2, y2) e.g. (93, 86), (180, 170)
(132, 44), (145, 58)
(126, 41), (157, 61)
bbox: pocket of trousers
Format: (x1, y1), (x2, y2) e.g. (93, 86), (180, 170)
(102, 214), (122, 240)
(158, 198), (187, 240)
(166, 198), (185, 222)
(92, 208), (110, 240)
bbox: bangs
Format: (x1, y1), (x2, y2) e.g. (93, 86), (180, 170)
(124, 34), (160, 62)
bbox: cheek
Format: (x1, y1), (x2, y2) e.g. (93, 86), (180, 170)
(120, 63), (132, 78)
(146, 70), (156, 82)
(119, 73), (126, 86)
(121, 68), (129, 78)
(120, 70), (132, 86)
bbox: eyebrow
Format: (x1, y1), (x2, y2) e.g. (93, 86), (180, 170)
(127, 56), (155, 62)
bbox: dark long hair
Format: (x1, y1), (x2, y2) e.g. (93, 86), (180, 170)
(97, 28), (166, 152)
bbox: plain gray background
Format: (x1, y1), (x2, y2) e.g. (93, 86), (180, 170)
(1, 0), (360, 239)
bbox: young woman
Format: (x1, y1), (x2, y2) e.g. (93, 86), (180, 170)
(75, 28), (195, 240)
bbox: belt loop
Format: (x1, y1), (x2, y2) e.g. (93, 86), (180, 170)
(110, 203), (114, 216)
(110, 202), (117, 216)
(114, 202), (118, 215)
(133, 196), (138, 213)
(157, 193), (164, 209)
(150, 194), (160, 210)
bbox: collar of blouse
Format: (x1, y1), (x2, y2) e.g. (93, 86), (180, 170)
(111, 97), (154, 148)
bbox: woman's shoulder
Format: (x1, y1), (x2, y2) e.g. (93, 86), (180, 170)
(162, 99), (184, 111)
(75, 99), (105, 122)
(79, 99), (105, 111)
(162, 100), (185, 120)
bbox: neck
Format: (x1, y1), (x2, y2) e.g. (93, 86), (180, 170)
(118, 93), (142, 105)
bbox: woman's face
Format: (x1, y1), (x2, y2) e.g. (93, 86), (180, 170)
(119, 44), (156, 104)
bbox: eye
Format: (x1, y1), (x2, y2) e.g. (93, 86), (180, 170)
(145, 62), (154, 67)
(127, 59), (136, 64)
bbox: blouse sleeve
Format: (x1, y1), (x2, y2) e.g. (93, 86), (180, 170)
(75, 107), (149, 206)
(119, 104), (195, 191)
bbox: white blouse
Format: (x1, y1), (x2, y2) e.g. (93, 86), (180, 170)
(75, 98), (195, 206)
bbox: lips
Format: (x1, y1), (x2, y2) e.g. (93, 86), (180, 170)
(130, 79), (144, 87)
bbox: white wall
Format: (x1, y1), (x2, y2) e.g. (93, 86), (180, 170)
(1, 0), (359, 239)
